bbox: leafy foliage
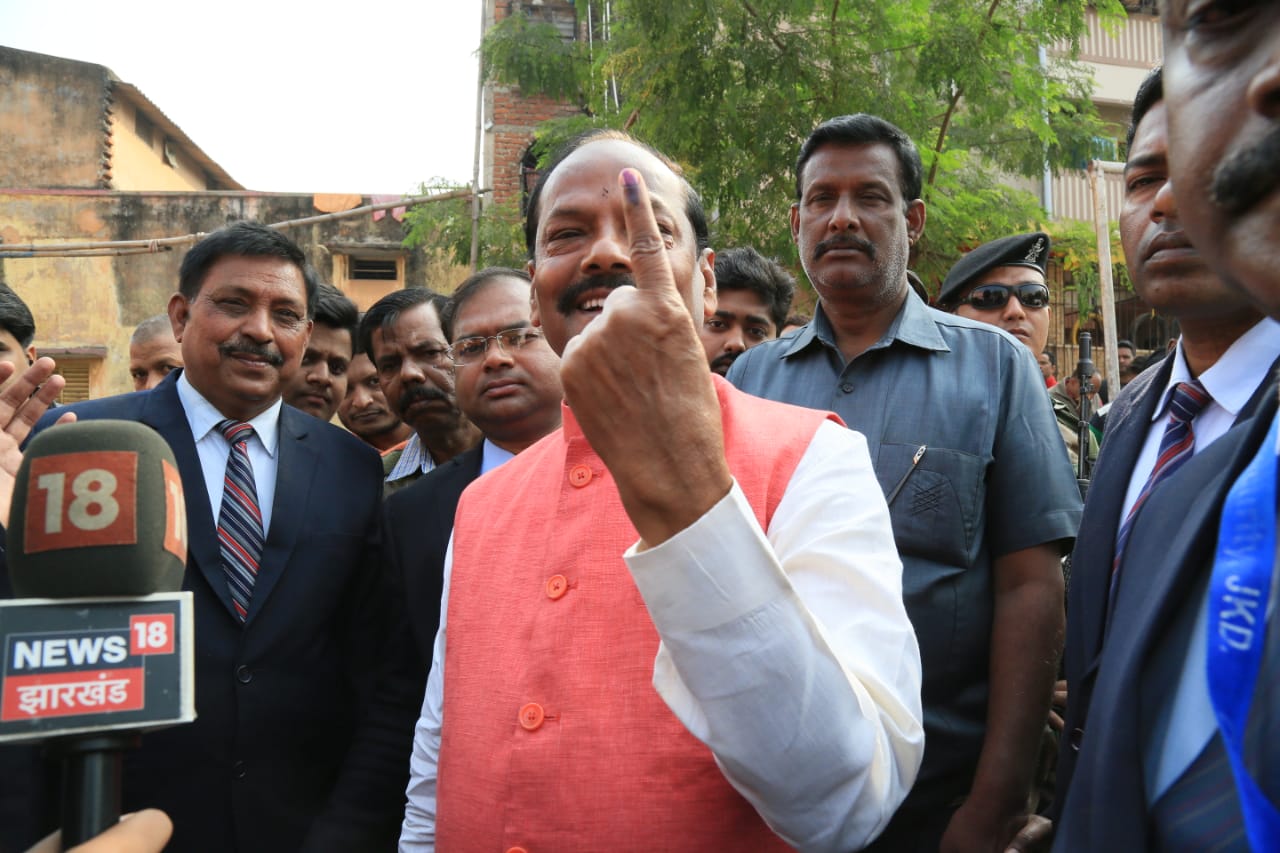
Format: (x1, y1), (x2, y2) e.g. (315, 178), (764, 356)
(462, 0), (1130, 291)
(403, 179), (527, 271)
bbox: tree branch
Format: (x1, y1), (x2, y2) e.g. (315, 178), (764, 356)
(926, 0), (1003, 191)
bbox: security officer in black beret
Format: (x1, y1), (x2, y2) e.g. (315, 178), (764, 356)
(938, 232), (1053, 355)
(940, 232), (1096, 480)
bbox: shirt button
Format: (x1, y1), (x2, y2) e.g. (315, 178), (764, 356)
(233, 760), (246, 779)
(1069, 727), (1084, 752)
(840, 382), (854, 394)
(506, 848), (529, 853)
(235, 665), (252, 684)
(518, 702), (545, 731)
(545, 574), (569, 600)
(568, 464), (593, 487)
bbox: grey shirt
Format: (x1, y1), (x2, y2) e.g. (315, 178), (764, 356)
(729, 289), (1081, 809)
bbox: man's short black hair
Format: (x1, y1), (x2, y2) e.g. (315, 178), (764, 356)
(796, 114), (923, 208)
(1117, 339), (1136, 353)
(178, 221), (319, 316)
(713, 247), (796, 333)
(441, 267), (532, 342)
(312, 283), (359, 344)
(0, 286), (36, 349)
(523, 129), (710, 260)
(357, 288), (449, 357)
(1126, 66), (1163, 153)
(1042, 349), (1057, 367)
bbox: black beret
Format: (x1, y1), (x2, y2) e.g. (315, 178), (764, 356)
(939, 232), (1051, 306)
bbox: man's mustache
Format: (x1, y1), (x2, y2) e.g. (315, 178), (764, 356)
(397, 383), (449, 415)
(710, 351), (739, 374)
(219, 339), (284, 367)
(556, 273), (637, 316)
(1212, 125), (1280, 217)
(814, 235), (876, 260)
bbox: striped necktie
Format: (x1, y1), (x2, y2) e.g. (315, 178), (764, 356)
(217, 420), (264, 622)
(1109, 380), (1212, 619)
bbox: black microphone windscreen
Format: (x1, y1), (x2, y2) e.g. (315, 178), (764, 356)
(8, 420), (187, 598)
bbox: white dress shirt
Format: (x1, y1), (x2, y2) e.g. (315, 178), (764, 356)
(175, 371), (282, 534)
(478, 438), (513, 475)
(401, 419), (924, 853)
(1131, 318), (1280, 801)
(1121, 317), (1280, 522)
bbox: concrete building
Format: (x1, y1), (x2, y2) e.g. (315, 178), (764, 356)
(1, 45), (435, 399)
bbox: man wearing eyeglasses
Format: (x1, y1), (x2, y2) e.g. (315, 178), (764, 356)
(359, 289), (482, 496)
(729, 115), (1081, 852)
(382, 267), (563, 668)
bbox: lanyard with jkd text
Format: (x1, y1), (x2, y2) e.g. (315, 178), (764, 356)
(1208, 412), (1280, 850)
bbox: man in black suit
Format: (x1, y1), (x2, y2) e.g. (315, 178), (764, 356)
(4, 223), (416, 852)
(1052, 64), (1280, 828)
(1033, 8), (1280, 851)
(382, 267), (563, 668)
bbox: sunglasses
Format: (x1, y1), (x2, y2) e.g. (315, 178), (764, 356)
(956, 282), (1050, 311)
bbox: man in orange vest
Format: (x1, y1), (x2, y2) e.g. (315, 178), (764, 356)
(400, 129), (924, 852)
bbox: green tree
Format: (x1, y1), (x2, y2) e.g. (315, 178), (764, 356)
(422, 0), (1128, 292)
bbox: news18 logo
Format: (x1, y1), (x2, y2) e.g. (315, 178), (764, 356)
(23, 451), (138, 552)
(0, 615), (175, 722)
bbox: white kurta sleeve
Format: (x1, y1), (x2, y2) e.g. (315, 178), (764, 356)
(624, 419), (923, 852)
(399, 539), (452, 852)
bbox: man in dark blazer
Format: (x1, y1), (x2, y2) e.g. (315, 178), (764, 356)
(1032, 11), (1280, 851)
(2, 223), (417, 852)
(382, 267), (562, 669)
(1054, 66), (1280, 822)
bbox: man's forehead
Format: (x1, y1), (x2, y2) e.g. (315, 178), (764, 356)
(380, 303), (443, 344)
(801, 142), (901, 189)
(978, 265), (1046, 283)
(454, 278), (532, 329)
(310, 323), (354, 354)
(540, 139), (686, 221)
(1125, 102), (1168, 169)
(716, 289), (772, 313)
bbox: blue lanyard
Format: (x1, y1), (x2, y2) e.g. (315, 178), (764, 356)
(1207, 413), (1280, 850)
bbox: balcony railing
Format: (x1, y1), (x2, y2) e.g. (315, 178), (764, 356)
(1049, 166), (1126, 224)
(1058, 9), (1162, 69)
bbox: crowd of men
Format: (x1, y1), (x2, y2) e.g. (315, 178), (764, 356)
(1, 4), (1278, 850)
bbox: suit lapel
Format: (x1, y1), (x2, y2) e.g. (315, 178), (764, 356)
(138, 375), (241, 620)
(1073, 356), (1175, 672)
(246, 407), (318, 624)
(1084, 394), (1277, 844)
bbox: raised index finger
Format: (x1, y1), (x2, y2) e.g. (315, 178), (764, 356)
(619, 168), (681, 297)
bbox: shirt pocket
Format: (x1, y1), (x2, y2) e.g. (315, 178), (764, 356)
(875, 443), (983, 568)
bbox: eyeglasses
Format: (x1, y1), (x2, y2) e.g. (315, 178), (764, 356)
(956, 283), (1051, 311)
(449, 328), (546, 366)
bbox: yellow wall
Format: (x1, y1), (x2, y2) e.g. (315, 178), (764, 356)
(110, 99), (211, 193)
(0, 192), (141, 398)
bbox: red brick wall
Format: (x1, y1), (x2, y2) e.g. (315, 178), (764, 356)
(487, 0), (582, 206)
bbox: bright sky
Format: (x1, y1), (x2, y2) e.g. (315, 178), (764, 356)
(2, 0), (482, 194)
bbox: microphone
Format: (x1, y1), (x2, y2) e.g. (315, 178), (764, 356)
(0, 420), (195, 845)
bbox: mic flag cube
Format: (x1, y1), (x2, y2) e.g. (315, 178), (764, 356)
(8, 420), (187, 598)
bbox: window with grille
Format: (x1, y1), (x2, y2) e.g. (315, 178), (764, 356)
(54, 360), (92, 403)
(348, 258), (399, 281)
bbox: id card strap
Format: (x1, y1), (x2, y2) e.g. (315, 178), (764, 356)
(1207, 413), (1280, 850)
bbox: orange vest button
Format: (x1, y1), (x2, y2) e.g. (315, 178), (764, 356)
(568, 464), (593, 487)
(545, 574), (569, 600)
(518, 702), (545, 731)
